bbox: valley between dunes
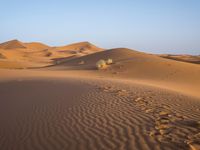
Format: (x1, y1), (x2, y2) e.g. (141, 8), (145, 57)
(0, 40), (200, 150)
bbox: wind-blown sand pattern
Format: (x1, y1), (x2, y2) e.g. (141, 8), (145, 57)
(0, 40), (200, 150)
(0, 77), (199, 150)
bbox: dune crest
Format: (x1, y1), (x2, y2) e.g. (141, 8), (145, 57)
(24, 42), (50, 50)
(159, 54), (200, 64)
(56, 41), (103, 52)
(0, 39), (26, 49)
(0, 40), (103, 68)
(51, 48), (200, 98)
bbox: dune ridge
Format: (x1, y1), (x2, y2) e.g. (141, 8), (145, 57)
(55, 41), (103, 52)
(0, 39), (26, 49)
(50, 48), (200, 98)
(0, 40), (103, 68)
(159, 54), (200, 64)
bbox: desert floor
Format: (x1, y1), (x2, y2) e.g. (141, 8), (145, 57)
(0, 69), (200, 150)
(0, 40), (200, 150)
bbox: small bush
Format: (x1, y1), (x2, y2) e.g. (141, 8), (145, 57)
(106, 58), (113, 65)
(96, 59), (107, 69)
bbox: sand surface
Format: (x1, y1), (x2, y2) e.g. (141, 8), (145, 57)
(0, 40), (103, 69)
(159, 54), (200, 64)
(0, 40), (200, 150)
(0, 69), (200, 150)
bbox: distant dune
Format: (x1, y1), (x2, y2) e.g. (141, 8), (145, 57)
(0, 40), (200, 150)
(159, 54), (200, 64)
(0, 40), (103, 68)
(0, 39), (26, 49)
(55, 41), (103, 52)
(24, 42), (50, 50)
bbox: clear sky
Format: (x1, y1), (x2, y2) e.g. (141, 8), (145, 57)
(0, 0), (200, 54)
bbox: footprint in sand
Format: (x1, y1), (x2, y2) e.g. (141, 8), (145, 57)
(145, 108), (154, 113)
(103, 86), (113, 92)
(186, 133), (200, 150)
(134, 97), (148, 104)
(99, 87), (200, 148)
(132, 97), (155, 113)
(133, 97), (175, 140)
(134, 97), (143, 102)
(115, 89), (130, 96)
(98, 86), (132, 98)
(147, 106), (178, 142)
(97, 85), (113, 92)
(133, 95), (200, 148)
(196, 108), (200, 112)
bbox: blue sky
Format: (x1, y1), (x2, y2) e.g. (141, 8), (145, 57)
(0, 0), (200, 54)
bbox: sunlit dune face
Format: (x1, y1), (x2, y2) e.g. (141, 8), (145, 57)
(0, 40), (104, 69)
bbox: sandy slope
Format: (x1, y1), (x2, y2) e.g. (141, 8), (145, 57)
(24, 42), (50, 51)
(54, 41), (103, 52)
(0, 41), (200, 150)
(0, 69), (200, 150)
(50, 48), (200, 98)
(0, 40), (103, 69)
(159, 54), (200, 64)
(0, 39), (26, 49)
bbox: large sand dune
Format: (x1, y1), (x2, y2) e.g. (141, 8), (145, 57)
(51, 48), (200, 98)
(0, 39), (26, 49)
(0, 40), (103, 69)
(0, 40), (200, 150)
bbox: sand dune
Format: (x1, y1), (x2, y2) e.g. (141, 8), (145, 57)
(24, 42), (50, 51)
(0, 70), (200, 150)
(159, 54), (200, 64)
(0, 52), (6, 59)
(51, 48), (160, 69)
(48, 42), (104, 60)
(55, 41), (103, 52)
(0, 39), (26, 49)
(0, 40), (103, 69)
(0, 40), (200, 150)
(0, 40), (49, 51)
(51, 48), (200, 98)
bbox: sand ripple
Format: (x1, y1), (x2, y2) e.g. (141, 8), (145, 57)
(0, 79), (199, 150)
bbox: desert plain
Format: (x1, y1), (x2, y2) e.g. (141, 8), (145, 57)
(0, 40), (200, 150)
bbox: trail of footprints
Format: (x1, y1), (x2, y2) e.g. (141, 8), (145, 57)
(97, 85), (200, 149)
